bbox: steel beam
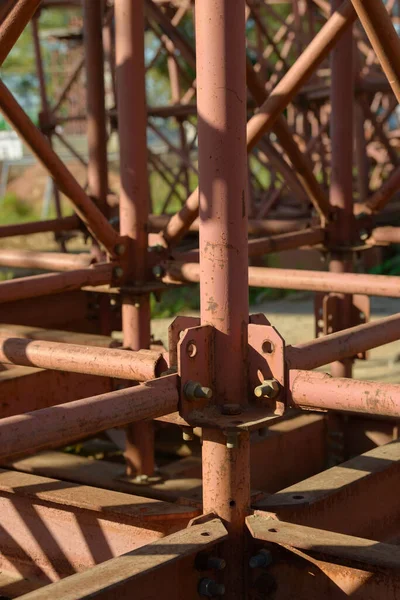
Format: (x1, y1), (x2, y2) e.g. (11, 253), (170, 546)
(16, 519), (226, 599)
(0, 469), (199, 584)
(255, 439), (400, 541)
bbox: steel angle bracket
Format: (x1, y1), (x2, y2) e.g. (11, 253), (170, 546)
(248, 314), (286, 416)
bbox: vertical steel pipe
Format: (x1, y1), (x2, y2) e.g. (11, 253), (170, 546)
(83, 0), (109, 215)
(115, 0), (154, 477)
(329, 0), (354, 378)
(196, 1), (250, 597)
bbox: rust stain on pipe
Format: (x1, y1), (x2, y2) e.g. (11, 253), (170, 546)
(0, 375), (179, 461)
(289, 370), (400, 418)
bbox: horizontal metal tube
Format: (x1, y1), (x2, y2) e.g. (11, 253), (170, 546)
(287, 312), (400, 370)
(0, 249), (92, 271)
(0, 215), (80, 239)
(289, 369), (400, 418)
(370, 226), (400, 245)
(0, 263), (112, 304)
(148, 214), (310, 236)
(0, 375), (178, 461)
(163, 262), (400, 297)
(172, 228), (324, 262)
(248, 228), (324, 257)
(0, 335), (165, 381)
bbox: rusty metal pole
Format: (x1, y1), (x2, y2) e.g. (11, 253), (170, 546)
(115, 0), (154, 478)
(83, 0), (109, 215)
(196, 1), (249, 597)
(329, 0), (354, 380)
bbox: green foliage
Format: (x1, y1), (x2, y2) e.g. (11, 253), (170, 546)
(0, 193), (37, 225)
(151, 284), (200, 318)
(368, 252), (400, 276)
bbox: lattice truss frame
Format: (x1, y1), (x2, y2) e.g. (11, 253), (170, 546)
(0, 0), (399, 598)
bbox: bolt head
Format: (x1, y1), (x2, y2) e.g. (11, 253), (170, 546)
(152, 265), (164, 279)
(113, 266), (124, 279)
(198, 578), (225, 597)
(182, 427), (194, 441)
(226, 432), (238, 449)
(254, 379), (280, 399)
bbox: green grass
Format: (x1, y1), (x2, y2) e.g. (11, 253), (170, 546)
(0, 193), (38, 225)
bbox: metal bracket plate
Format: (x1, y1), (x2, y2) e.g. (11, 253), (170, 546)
(314, 293), (370, 360)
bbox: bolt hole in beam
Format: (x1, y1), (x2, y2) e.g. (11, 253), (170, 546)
(262, 340), (274, 354)
(187, 341), (197, 357)
(292, 495), (305, 500)
(230, 500), (236, 508)
(268, 528), (277, 533)
(201, 532), (211, 537)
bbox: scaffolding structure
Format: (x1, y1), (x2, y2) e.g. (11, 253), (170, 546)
(0, 0), (400, 598)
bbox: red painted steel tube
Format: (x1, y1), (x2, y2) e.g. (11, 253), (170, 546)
(0, 335), (165, 381)
(173, 227), (325, 263)
(350, 0), (400, 104)
(248, 227), (324, 257)
(0, 250), (92, 271)
(245, 59), (331, 221)
(371, 226), (400, 245)
(196, 2), (250, 598)
(160, 0), (356, 247)
(0, 81), (119, 256)
(328, 0), (354, 379)
(148, 214), (309, 235)
(0, 0), (41, 67)
(0, 375), (178, 461)
(83, 0), (109, 214)
(364, 165), (400, 214)
(246, 0), (356, 151)
(0, 215), (79, 239)
(289, 370), (400, 419)
(164, 262), (400, 298)
(115, 0), (154, 476)
(0, 263), (112, 304)
(287, 312), (400, 370)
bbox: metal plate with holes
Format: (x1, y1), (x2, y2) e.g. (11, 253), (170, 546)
(177, 325), (214, 419)
(314, 293), (370, 360)
(168, 316), (200, 367)
(248, 323), (285, 416)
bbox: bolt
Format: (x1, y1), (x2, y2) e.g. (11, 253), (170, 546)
(114, 243), (125, 256)
(249, 549), (273, 569)
(182, 427), (194, 441)
(226, 432), (238, 449)
(113, 266), (124, 279)
(152, 265), (164, 279)
(184, 380), (213, 401)
(134, 474), (149, 484)
(359, 229), (369, 241)
(198, 578), (225, 597)
(207, 557), (226, 571)
(254, 379), (280, 399)
(134, 302), (140, 308)
(148, 244), (164, 253)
